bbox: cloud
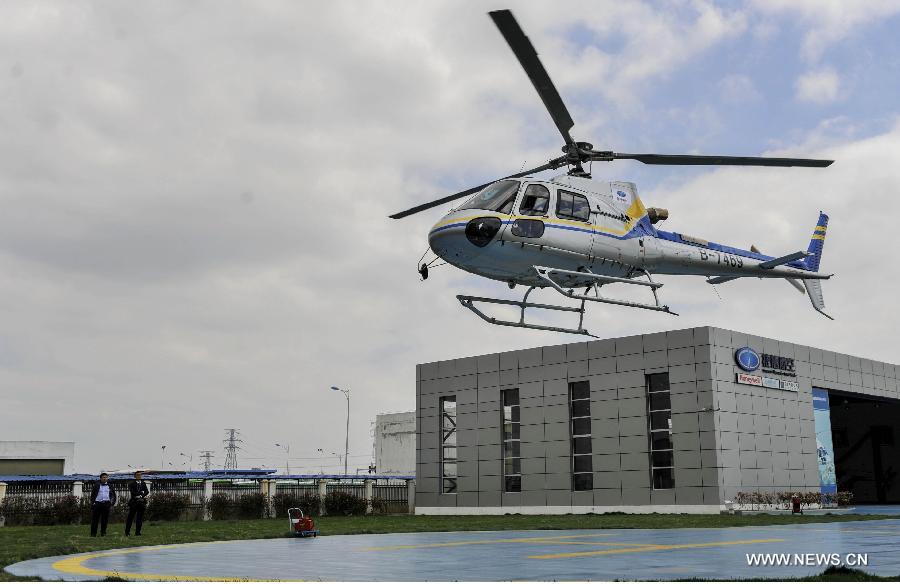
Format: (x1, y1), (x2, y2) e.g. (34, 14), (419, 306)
(794, 68), (841, 104)
(749, 0), (900, 61)
(531, 1), (748, 114)
(718, 74), (762, 104)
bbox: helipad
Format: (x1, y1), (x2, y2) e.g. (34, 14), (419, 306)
(7, 519), (900, 581)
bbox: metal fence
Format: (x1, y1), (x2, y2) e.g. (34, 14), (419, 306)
(5, 481), (74, 502)
(326, 482), (366, 499)
(372, 483), (409, 513)
(211, 481), (261, 502)
(76, 480), (190, 506)
(151, 480), (206, 508)
(271, 481), (319, 498)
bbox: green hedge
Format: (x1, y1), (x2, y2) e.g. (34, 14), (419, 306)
(237, 493), (268, 519)
(733, 490), (854, 509)
(207, 493), (269, 520)
(1, 496), (130, 526)
(145, 493), (191, 521)
(271, 492), (321, 517)
(2, 489), (391, 525)
(1, 495), (82, 526)
(0, 493), (193, 526)
(324, 491), (367, 516)
(207, 493), (232, 520)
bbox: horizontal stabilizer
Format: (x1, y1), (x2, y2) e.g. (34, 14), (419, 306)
(751, 244), (805, 293)
(707, 276), (738, 284)
(786, 278), (806, 294)
(758, 251), (810, 269)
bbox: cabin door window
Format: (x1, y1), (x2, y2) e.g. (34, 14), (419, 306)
(518, 184), (550, 216)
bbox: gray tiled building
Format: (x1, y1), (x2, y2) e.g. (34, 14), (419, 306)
(415, 327), (900, 514)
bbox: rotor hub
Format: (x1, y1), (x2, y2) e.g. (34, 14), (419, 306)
(562, 142), (593, 160)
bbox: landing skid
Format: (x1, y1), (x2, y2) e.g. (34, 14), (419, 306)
(458, 266), (677, 336)
(458, 290), (593, 336)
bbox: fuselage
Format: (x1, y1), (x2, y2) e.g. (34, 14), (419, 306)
(428, 175), (824, 288)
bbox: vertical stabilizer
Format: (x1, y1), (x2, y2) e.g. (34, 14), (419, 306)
(804, 212), (829, 272)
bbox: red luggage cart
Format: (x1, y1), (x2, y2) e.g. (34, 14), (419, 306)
(288, 508), (319, 537)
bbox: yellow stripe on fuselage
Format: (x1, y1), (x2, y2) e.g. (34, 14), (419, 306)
(815, 226), (827, 233)
(430, 214), (637, 238)
(811, 234), (826, 240)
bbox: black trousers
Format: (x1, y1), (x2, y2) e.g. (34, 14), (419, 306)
(90, 501), (111, 536)
(125, 502), (145, 535)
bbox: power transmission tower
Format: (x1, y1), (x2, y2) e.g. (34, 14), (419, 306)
(223, 429), (242, 470)
(199, 450), (215, 472)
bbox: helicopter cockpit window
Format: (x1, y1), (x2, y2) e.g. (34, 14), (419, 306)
(557, 190), (590, 222)
(457, 180), (520, 213)
(519, 184), (550, 216)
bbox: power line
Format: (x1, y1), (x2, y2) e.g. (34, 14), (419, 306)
(223, 429), (242, 470)
(237, 454), (372, 461)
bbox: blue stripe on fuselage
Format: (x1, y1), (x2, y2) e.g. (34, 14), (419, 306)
(429, 219), (645, 239)
(655, 230), (809, 271)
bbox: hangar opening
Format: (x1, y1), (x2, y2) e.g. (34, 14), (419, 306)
(828, 392), (900, 504)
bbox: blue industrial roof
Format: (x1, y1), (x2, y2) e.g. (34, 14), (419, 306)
(0, 469), (274, 482)
(268, 475), (414, 481)
(0, 471), (413, 483)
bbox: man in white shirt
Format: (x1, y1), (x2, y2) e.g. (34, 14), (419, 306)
(89, 472), (117, 536)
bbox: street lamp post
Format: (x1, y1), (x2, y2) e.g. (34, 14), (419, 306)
(275, 443), (290, 475)
(330, 386), (350, 476)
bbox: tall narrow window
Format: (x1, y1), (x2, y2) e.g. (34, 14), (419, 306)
(502, 389), (521, 492)
(646, 373), (674, 489)
(569, 381), (592, 491)
(440, 396), (457, 494)
(519, 184), (550, 216)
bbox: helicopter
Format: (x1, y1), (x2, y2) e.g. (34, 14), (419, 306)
(389, 9), (834, 336)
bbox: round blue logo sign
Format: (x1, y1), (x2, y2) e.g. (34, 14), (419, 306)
(735, 347), (760, 372)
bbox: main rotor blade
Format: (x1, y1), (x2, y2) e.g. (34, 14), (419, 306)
(608, 153), (833, 167)
(489, 9), (575, 147)
(389, 158), (565, 219)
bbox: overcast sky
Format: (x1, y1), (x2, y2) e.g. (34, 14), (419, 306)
(2, 1), (900, 474)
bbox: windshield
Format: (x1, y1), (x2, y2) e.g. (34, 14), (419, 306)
(457, 180), (520, 213)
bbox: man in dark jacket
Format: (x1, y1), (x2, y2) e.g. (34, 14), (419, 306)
(125, 470), (150, 536)
(89, 472), (117, 537)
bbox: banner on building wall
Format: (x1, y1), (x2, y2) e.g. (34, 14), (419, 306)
(812, 388), (837, 494)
